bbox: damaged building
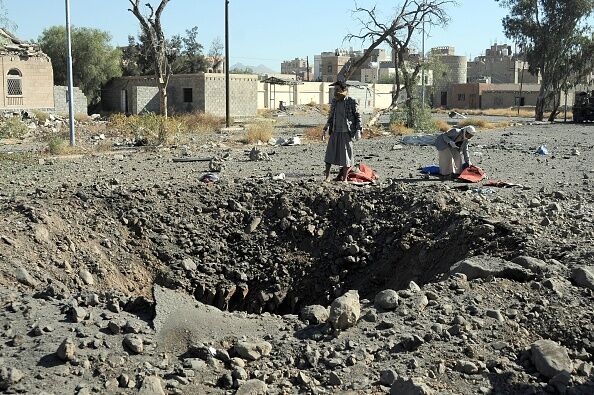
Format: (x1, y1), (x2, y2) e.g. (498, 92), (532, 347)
(0, 29), (87, 114)
(0, 29), (54, 111)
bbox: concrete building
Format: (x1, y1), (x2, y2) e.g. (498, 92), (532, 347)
(205, 56), (225, 74)
(449, 82), (544, 109)
(319, 48), (390, 83)
(280, 57), (312, 81)
(467, 44), (539, 84)
(321, 54), (353, 83)
(313, 55), (322, 81)
(102, 73), (258, 117)
(430, 46), (467, 107)
(0, 29), (54, 112)
(361, 67), (396, 84)
(360, 65), (434, 86)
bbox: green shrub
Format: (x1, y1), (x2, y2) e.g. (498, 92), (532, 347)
(390, 100), (437, 132)
(245, 120), (274, 144)
(48, 136), (68, 155)
(108, 113), (180, 145)
(0, 117), (29, 139)
(33, 110), (50, 124)
(177, 112), (226, 133)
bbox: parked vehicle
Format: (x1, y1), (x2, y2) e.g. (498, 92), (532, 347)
(572, 91), (594, 123)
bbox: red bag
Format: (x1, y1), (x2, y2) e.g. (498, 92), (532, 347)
(457, 165), (486, 183)
(346, 163), (379, 183)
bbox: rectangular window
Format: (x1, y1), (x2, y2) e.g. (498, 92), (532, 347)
(457, 93), (466, 101)
(183, 88), (193, 103)
(327, 65), (332, 73)
(7, 78), (22, 96)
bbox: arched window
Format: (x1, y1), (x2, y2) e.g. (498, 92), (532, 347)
(7, 69), (22, 96)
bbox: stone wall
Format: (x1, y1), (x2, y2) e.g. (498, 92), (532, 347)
(53, 86), (88, 115)
(101, 76), (156, 113)
(481, 88), (541, 109)
(203, 74), (258, 117)
(0, 55), (54, 111)
(167, 75), (202, 114)
(257, 82), (396, 111)
(132, 86), (159, 114)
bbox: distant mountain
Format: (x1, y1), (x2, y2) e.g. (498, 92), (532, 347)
(230, 62), (277, 75)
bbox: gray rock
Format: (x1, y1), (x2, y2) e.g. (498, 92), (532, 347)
(577, 362), (593, 376)
(549, 371), (571, 393)
(530, 339), (573, 379)
(234, 340), (272, 361)
(246, 217), (262, 234)
(327, 371), (342, 386)
(409, 281), (421, 292)
(236, 379), (268, 395)
(300, 305), (329, 324)
(455, 360), (479, 374)
(374, 289), (399, 310)
(232, 366), (248, 381)
(571, 266), (594, 290)
(181, 258), (197, 271)
(249, 147), (269, 161)
(123, 334), (144, 354)
(79, 269), (94, 286)
(183, 359), (207, 370)
(71, 306), (87, 322)
(138, 376), (165, 395)
(380, 369), (398, 386)
(450, 257), (531, 281)
(390, 376), (435, 395)
(56, 338), (76, 361)
(328, 290), (360, 330)
(412, 294), (429, 312)
(511, 256), (548, 273)
(542, 277), (570, 294)
(15, 266), (38, 287)
(486, 309), (505, 322)
(0, 367), (24, 391)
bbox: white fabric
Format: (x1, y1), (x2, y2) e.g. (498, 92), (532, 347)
(438, 147), (462, 176)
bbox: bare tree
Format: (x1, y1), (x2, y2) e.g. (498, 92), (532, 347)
(208, 37), (224, 72)
(345, 1), (453, 127)
(0, 0), (17, 32)
(128, 0), (171, 117)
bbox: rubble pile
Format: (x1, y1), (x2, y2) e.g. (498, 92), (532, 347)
(0, 28), (49, 59)
(3, 180), (588, 315)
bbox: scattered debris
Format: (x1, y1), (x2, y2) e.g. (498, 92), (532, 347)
(536, 144), (549, 155)
(249, 147), (270, 161)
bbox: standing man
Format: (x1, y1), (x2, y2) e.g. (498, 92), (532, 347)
(323, 81), (362, 181)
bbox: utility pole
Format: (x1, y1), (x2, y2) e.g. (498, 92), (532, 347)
(225, 0), (230, 127)
(65, 0), (75, 146)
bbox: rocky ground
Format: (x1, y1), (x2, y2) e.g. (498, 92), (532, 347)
(0, 113), (593, 394)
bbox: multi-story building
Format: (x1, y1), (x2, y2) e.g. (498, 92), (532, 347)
(467, 44), (540, 84)
(430, 46), (468, 107)
(318, 48), (390, 82)
(280, 57), (312, 81)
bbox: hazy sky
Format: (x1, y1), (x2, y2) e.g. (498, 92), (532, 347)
(4, 0), (510, 70)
